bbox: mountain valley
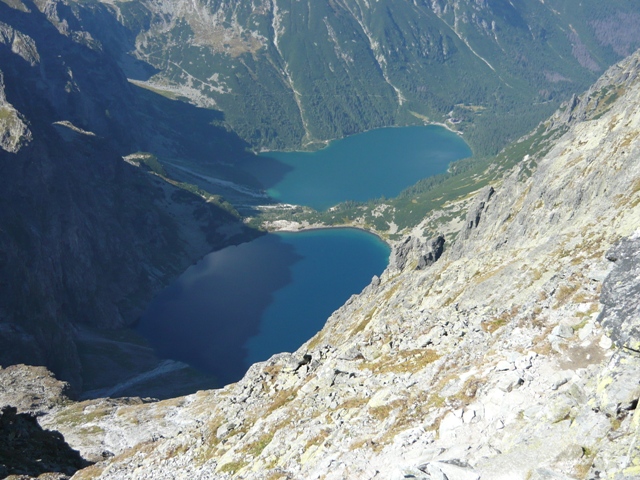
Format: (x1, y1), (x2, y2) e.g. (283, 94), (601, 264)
(1, 0), (640, 478)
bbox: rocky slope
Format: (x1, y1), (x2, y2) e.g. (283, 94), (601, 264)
(13, 48), (639, 480)
(2, 0), (640, 395)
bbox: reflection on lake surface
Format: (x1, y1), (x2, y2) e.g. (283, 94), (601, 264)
(138, 229), (389, 385)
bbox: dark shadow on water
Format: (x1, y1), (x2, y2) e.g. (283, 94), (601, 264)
(136, 234), (302, 386)
(238, 153), (295, 191)
(0, 1), (279, 397)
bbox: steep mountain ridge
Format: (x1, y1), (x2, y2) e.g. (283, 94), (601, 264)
(23, 48), (640, 479)
(0, 0), (259, 392)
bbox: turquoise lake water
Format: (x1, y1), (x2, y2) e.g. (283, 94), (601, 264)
(138, 125), (470, 386)
(137, 229), (389, 385)
(243, 125), (471, 210)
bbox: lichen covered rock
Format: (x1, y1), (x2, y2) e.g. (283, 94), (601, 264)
(599, 233), (640, 351)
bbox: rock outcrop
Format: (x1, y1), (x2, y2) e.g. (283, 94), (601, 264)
(599, 234), (640, 352)
(0, 405), (91, 479)
(16, 48), (640, 480)
(0, 365), (70, 415)
(0, 70), (31, 153)
(393, 234), (446, 271)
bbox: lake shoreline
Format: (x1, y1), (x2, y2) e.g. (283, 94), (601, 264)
(262, 218), (391, 246)
(249, 125), (471, 210)
(139, 224), (390, 381)
(256, 121), (462, 154)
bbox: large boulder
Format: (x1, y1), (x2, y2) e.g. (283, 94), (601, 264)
(598, 232), (640, 351)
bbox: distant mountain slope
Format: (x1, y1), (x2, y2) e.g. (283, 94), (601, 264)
(85, 0), (640, 152)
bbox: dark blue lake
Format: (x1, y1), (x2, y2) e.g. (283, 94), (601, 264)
(243, 125), (471, 210)
(137, 229), (389, 385)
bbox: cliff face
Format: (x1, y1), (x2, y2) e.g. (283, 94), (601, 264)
(25, 49), (640, 480)
(0, 0), (257, 391)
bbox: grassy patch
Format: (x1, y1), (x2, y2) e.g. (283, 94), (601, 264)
(307, 331), (325, 350)
(554, 283), (578, 307)
(369, 399), (405, 422)
(304, 429), (331, 450)
(247, 434), (273, 457)
(73, 464), (106, 480)
(164, 443), (190, 460)
(359, 349), (439, 374)
(338, 397), (369, 411)
(55, 404), (111, 427)
(0, 107), (14, 121)
(371, 389), (447, 450)
(589, 85), (626, 120)
(218, 461), (247, 474)
(125, 152), (168, 177)
(573, 446), (597, 479)
(78, 425), (105, 435)
(482, 306), (519, 334)
(265, 388), (297, 415)
(350, 308), (377, 336)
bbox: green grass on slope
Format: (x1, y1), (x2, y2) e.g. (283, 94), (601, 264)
(251, 116), (568, 238)
(122, 0), (640, 154)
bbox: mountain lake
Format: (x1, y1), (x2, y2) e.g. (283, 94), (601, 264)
(243, 125), (471, 210)
(137, 126), (470, 386)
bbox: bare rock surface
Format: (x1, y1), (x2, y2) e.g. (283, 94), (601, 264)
(0, 364), (70, 415)
(598, 234), (640, 352)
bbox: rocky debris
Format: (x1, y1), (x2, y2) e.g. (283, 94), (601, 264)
(598, 232), (640, 351)
(551, 324), (574, 339)
(0, 364), (70, 415)
(419, 461), (480, 480)
(0, 21), (40, 65)
(587, 351), (640, 479)
(0, 405), (91, 479)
